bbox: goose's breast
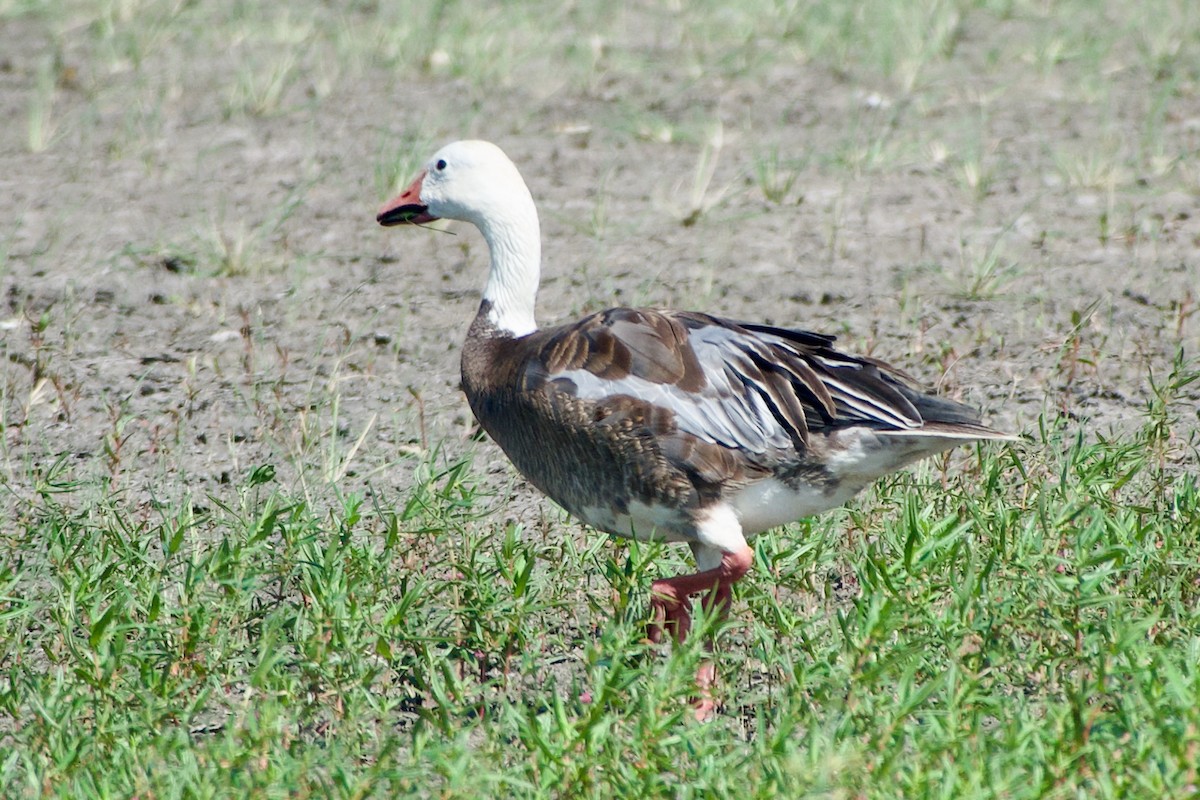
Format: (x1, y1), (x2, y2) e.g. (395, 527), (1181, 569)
(468, 386), (700, 532)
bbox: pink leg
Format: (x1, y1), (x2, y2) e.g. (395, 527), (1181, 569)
(647, 546), (754, 719)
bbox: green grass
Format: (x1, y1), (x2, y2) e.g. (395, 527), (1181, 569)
(2, 360), (1198, 798)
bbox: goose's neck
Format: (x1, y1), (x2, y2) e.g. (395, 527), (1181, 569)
(478, 206), (541, 338)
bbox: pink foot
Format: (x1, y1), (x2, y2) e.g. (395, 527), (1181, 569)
(647, 580), (693, 644)
(644, 546), (754, 719)
(693, 659), (718, 721)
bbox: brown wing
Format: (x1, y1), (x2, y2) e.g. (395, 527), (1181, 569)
(519, 308), (970, 454)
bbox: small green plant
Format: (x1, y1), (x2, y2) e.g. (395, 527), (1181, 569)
(191, 182), (306, 276)
(227, 52), (302, 117)
(677, 122), (729, 227)
(752, 148), (802, 204)
(954, 235), (1016, 300)
(27, 56), (58, 153)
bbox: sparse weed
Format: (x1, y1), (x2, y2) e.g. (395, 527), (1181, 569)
(199, 219), (261, 276)
(227, 53), (302, 117)
(190, 183), (305, 276)
(27, 56), (59, 154)
(752, 147), (803, 205)
(954, 235), (1017, 300)
(1055, 139), (1130, 193)
(674, 122), (730, 227)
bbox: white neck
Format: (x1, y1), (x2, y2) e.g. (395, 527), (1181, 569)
(477, 203), (541, 338)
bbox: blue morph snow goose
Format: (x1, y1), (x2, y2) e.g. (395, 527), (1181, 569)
(377, 140), (1014, 717)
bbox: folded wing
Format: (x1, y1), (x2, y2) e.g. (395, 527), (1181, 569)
(521, 308), (978, 462)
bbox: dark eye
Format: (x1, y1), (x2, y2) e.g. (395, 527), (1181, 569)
(435, 159), (447, 171)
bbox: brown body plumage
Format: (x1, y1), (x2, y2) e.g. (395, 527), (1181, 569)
(461, 300), (1007, 544)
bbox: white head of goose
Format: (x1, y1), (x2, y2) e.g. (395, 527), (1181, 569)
(378, 139), (1015, 718)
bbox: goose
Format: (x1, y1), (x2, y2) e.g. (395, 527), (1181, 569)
(377, 140), (1014, 717)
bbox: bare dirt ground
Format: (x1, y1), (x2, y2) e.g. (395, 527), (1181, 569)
(2, 2), (1197, 519)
